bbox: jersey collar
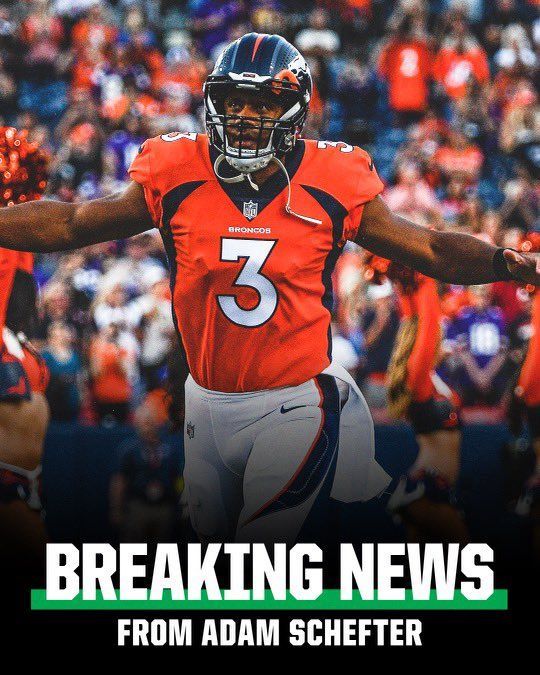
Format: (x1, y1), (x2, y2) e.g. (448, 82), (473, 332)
(208, 140), (305, 220)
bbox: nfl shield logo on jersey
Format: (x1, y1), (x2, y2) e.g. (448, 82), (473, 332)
(243, 200), (258, 221)
(187, 421), (195, 439)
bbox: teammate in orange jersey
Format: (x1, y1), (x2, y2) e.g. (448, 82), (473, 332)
(514, 290), (540, 508)
(0, 34), (537, 544)
(0, 128), (50, 566)
(365, 256), (467, 543)
(511, 236), (540, 558)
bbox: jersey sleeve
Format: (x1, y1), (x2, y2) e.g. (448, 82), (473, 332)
(342, 147), (384, 244)
(128, 140), (161, 227)
(128, 133), (203, 228)
(405, 277), (441, 401)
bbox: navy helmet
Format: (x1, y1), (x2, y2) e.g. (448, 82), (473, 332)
(204, 33), (312, 174)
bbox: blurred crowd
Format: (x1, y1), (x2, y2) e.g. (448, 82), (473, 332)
(0, 0), (537, 424)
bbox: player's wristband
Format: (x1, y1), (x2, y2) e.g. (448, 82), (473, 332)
(492, 248), (518, 281)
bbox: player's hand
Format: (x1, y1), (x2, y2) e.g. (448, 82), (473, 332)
(503, 249), (540, 286)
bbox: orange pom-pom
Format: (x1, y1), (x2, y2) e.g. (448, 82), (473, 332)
(0, 127), (48, 207)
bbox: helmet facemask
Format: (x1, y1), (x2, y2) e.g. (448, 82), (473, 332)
(204, 76), (307, 174)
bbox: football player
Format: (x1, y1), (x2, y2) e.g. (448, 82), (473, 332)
(365, 257), (468, 544)
(0, 34), (537, 544)
(514, 288), (540, 522)
(512, 235), (540, 559)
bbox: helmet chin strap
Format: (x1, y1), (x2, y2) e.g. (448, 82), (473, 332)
(214, 153), (260, 191)
(213, 153), (323, 225)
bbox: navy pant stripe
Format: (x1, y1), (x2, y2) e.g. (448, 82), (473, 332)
(246, 374), (340, 524)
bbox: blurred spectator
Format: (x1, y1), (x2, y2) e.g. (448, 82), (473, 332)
(358, 280), (400, 408)
(500, 163), (539, 231)
(36, 281), (74, 341)
(499, 81), (538, 149)
(452, 78), (496, 151)
(89, 324), (134, 424)
(0, 53), (16, 120)
(21, 0), (64, 73)
(101, 232), (166, 296)
(71, 3), (118, 53)
(103, 114), (146, 181)
(129, 273), (174, 392)
(507, 285), (534, 354)
(334, 247), (364, 332)
(109, 403), (182, 542)
(432, 10), (490, 101)
(331, 54), (377, 144)
(444, 285), (510, 405)
(64, 121), (103, 186)
(488, 0), (528, 28)
(189, 0), (245, 58)
(18, 0), (69, 123)
(384, 160), (442, 225)
(478, 209), (502, 244)
(295, 7), (341, 56)
(494, 23), (537, 71)
(93, 283), (137, 333)
(42, 321), (83, 421)
(491, 280), (523, 326)
(378, 14), (432, 125)
(433, 124), (484, 185)
(439, 174), (470, 225)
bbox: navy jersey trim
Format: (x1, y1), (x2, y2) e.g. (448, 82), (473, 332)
(300, 185), (348, 360)
(161, 180), (207, 229)
(160, 180), (206, 367)
(244, 374), (340, 524)
(209, 140), (305, 219)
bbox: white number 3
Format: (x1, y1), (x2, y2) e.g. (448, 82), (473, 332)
(317, 140), (353, 152)
(217, 238), (278, 327)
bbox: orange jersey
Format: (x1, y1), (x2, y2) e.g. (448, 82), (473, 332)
(397, 276), (441, 402)
(129, 133), (383, 392)
(378, 40), (432, 112)
(518, 292), (540, 407)
(432, 46), (490, 100)
(434, 144), (484, 181)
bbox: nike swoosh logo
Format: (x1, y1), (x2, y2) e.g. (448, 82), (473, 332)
(280, 404), (307, 414)
(368, 157), (374, 171)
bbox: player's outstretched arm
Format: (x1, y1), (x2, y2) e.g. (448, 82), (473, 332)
(356, 196), (540, 286)
(0, 181), (153, 253)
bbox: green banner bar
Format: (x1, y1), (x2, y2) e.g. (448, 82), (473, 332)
(31, 589), (508, 611)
